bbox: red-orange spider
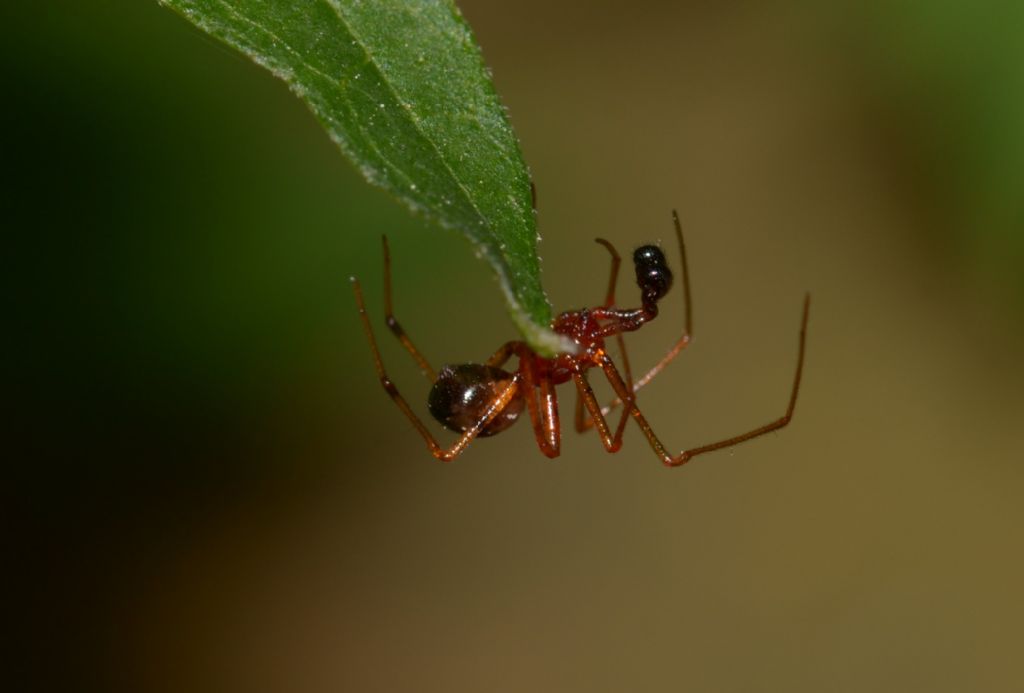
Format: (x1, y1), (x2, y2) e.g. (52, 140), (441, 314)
(350, 210), (809, 465)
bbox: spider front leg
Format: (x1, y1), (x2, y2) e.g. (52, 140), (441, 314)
(381, 235), (436, 381)
(599, 295), (810, 466)
(351, 278), (519, 462)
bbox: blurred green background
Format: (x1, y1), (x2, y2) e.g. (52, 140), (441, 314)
(9, 1), (1024, 691)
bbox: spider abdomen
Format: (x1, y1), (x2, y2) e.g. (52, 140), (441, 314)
(428, 364), (524, 437)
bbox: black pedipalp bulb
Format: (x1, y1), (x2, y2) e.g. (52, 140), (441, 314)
(633, 244), (673, 303)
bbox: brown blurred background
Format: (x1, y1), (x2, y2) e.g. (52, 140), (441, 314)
(8, 1), (1024, 691)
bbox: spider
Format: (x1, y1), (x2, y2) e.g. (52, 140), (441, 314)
(350, 210), (809, 465)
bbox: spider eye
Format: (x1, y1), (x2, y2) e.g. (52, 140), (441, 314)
(633, 245), (673, 302)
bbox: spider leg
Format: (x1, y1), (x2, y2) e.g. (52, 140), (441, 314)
(593, 238), (622, 309)
(573, 349), (633, 443)
(381, 235), (436, 381)
(573, 369), (625, 453)
(593, 239), (633, 380)
(599, 295), (810, 467)
(481, 340), (563, 457)
(352, 277), (519, 462)
(486, 341), (523, 369)
(517, 346), (561, 458)
(574, 387), (588, 433)
(583, 209), (695, 420)
(575, 239), (634, 439)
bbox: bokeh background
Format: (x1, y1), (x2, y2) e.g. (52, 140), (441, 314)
(9, 1), (1024, 691)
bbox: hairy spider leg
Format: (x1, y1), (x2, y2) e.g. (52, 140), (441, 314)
(585, 294), (809, 466)
(578, 209), (695, 428)
(381, 235), (436, 381)
(352, 277), (520, 462)
(574, 238), (633, 443)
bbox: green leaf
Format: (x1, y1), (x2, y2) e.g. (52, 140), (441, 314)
(161, 0), (573, 355)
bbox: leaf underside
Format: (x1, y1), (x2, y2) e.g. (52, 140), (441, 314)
(162, 0), (573, 355)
